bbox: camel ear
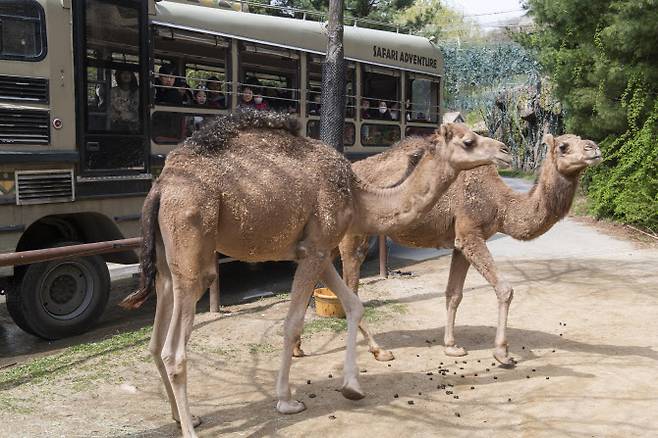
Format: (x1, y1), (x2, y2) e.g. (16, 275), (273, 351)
(439, 123), (455, 141)
(543, 133), (556, 150)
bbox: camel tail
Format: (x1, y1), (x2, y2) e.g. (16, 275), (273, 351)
(120, 185), (161, 309)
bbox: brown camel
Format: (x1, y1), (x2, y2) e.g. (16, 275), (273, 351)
(119, 111), (507, 437)
(334, 133), (602, 366)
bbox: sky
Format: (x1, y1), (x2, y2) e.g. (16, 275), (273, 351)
(445, 0), (526, 30)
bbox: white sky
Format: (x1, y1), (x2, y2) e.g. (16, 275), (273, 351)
(445, 0), (525, 28)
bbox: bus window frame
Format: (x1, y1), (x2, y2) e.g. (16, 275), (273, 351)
(360, 121), (401, 147)
(360, 64), (401, 123)
(405, 72), (440, 124)
(0, 0), (47, 62)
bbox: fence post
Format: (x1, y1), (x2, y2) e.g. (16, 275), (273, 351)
(378, 235), (388, 278)
(209, 253), (220, 313)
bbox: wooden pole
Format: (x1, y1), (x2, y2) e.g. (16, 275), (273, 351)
(209, 252), (221, 313)
(378, 235), (388, 278)
(320, 0), (346, 153)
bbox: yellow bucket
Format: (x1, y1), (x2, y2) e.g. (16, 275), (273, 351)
(313, 287), (345, 318)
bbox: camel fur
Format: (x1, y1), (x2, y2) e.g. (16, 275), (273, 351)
(120, 111), (508, 438)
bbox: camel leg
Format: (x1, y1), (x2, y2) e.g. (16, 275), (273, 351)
(149, 255), (202, 428)
(341, 235), (395, 362)
(443, 249), (471, 357)
(321, 264), (365, 400)
(455, 235), (515, 367)
(277, 256), (327, 414)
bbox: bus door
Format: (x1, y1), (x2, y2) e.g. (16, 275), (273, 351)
(73, 0), (149, 175)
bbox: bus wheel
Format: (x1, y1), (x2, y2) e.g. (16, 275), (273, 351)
(7, 247), (110, 340)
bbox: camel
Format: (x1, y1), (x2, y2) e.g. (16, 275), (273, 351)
(119, 110), (508, 437)
(332, 133), (602, 366)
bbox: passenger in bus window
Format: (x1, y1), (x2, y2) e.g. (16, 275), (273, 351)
(239, 86), (256, 108)
(110, 70), (139, 132)
(390, 102), (401, 121)
(194, 88), (207, 106)
(155, 64), (183, 105)
(175, 77), (194, 105)
(361, 99), (372, 119)
(309, 92), (321, 115)
(377, 100), (391, 120)
(253, 90), (269, 110)
(206, 76), (226, 108)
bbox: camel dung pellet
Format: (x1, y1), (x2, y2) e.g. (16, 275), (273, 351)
(486, 368), (490, 372)
(462, 361), (467, 364)
(418, 392), (422, 396)
(532, 369), (536, 372)
(440, 362), (444, 365)
(470, 386), (475, 390)
(329, 415), (336, 420)
(526, 375), (530, 379)
(309, 394), (317, 398)
(417, 354), (420, 358)
(429, 377), (433, 380)
(408, 400), (415, 405)
(453, 372), (457, 375)
(559, 334), (563, 337)
(552, 349), (556, 353)
(448, 384), (454, 387)
(546, 376), (550, 380)
(388, 364), (391, 367)
(446, 390), (453, 395)
(522, 346), (525, 350)
(508, 398), (512, 402)
(477, 359), (481, 363)
(393, 394), (399, 398)
(461, 375), (465, 378)
(459, 367), (464, 370)
(360, 369), (367, 373)
(307, 380), (311, 384)
(493, 376), (498, 380)
(455, 361), (458, 364)
(328, 374), (333, 379)
(491, 362), (496, 366)
(425, 340), (431, 344)
(426, 372), (433, 376)
(474, 373), (478, 377)
(455, 412), (461, 417)
(453, 395), (459, 399)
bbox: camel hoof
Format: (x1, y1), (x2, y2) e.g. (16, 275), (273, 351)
(373, 349), (395, 362)
(493, 349), (515, 368)
(277, 399), (307, 414)
(444, 345), (468, 357)
(174, 415), (202, 428)
(292, 348), (305, 358)
(341, 380), (365, 400)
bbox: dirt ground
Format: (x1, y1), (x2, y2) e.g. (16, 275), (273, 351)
(2, 216), (658, 438)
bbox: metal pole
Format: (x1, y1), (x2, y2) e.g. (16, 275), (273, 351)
(378, 235), (388, 278)
(320, 0), (346, 153)
(0, 238), (141, 268)
(209, 253), (221, 313)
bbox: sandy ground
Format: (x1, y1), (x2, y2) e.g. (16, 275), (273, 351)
(2, 184), (658, 437)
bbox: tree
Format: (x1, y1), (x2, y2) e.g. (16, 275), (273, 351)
(320, 0), (346, 152)
(519, 0), (658, 229)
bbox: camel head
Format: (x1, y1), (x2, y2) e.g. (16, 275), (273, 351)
(544, 133), (602, 175)
(432, 123), (512, 170)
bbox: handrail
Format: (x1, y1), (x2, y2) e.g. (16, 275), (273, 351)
(0, 238), (141, 268)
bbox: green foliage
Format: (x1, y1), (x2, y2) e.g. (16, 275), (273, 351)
(521, 0), (658, 229)
(394, 0), (482, 41)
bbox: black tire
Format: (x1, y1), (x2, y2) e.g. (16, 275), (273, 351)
(6, 281), (37, 336)
(7, 245), (110, 340)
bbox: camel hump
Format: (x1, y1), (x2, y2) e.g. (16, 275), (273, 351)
(185, 109), (301, 154)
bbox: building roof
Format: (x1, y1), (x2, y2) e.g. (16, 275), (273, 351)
(442, 111), (465, 123)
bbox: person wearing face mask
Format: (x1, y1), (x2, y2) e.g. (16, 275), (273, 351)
(390, 102), (400, 121)
(155, 64), (183, 105)
(253, 91), (268, 110)
(377, 100), (391, 120)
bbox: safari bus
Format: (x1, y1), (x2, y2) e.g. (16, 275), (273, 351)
(0, 0), (444, 339)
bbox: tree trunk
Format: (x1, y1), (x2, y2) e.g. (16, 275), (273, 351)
(320, 0), (346, 153)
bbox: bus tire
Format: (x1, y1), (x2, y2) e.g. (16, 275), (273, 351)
(6, 283), (37, 336)
(8, 246), (110, 340)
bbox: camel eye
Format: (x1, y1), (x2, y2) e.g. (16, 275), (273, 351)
(463, 138), (474, 147)
(559, 143), (569, 153)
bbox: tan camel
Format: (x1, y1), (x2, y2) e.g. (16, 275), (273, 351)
(119, 111), (507, 437)
(335, 133), (602, 366)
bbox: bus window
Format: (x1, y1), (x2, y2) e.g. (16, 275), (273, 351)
(80, 0), (146, 172)
(406, 74), (440, 123)
(152, 111), (215, 145)
(307, 55), (355, 118)
(405, 126), (436, 138)
(0, 0), (46, 61)
(361, 124), (401, 147)
(239, 42), (299, 113)
(306, 120), (355, 146)
(153, 26), (229, 108)
(361, 65), (400, 121)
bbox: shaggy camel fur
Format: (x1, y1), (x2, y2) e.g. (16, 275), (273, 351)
(334, 133), (601, 366)
(120, 111), (507, 437)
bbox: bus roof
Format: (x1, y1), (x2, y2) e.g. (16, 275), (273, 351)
(153, 1), (444, 77)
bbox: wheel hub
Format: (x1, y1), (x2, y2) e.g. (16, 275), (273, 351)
(39, 262), (94, 320)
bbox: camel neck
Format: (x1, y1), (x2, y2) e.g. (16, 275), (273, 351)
(352, 152), (457, 235)
(502, 158), (580, 240)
